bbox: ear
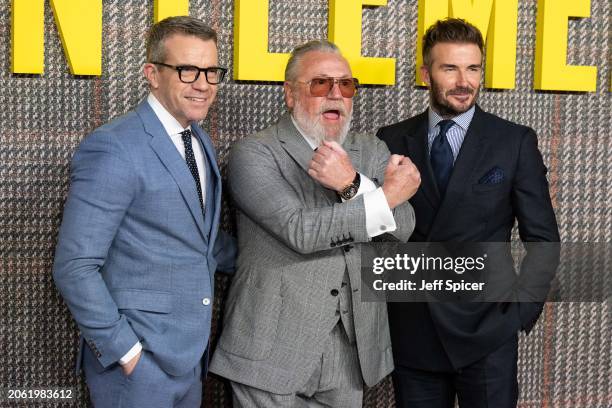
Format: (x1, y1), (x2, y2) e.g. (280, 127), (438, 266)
(420, 65), (431, 87)
(283, 81), (295, 111)
(143, 63), (159, 89)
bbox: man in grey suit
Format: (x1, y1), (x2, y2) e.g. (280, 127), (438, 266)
(210, 40), (420, 407)
(53, 17), (235, 408)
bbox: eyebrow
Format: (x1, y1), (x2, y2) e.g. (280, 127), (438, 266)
(438, 64), (482, 69)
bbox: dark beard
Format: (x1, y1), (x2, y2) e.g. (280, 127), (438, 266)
(430, 79), (478, 118)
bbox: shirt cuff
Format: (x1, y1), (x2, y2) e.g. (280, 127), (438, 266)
(119, 342), (142, 365)
(355, 173), (377, 196)
(363, 187), (397, 237)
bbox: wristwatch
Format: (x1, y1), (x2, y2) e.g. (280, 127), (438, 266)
(337, 172), (361, 201)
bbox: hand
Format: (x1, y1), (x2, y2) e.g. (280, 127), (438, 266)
(382, 155), (421, 209)
(121, 351), (142, 377)
(308, 141), (356, 191)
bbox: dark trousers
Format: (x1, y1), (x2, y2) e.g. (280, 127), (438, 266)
(392, 334), (518, 408)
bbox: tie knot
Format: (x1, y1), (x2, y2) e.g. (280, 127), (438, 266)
(438, 120), (455, 136)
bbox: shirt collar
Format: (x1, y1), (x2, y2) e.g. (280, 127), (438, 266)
(147, 93), (191, 137)
(427, 105), (475, 132)
(290, 114), (319, 150)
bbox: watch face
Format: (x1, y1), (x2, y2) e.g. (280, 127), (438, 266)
(342, 185), (359, 200)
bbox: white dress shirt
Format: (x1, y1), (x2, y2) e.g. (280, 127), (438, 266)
(291, 116), (396, 238)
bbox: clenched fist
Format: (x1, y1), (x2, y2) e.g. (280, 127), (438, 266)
(382, 155), (421, 209)
(308, 140), (357, 191)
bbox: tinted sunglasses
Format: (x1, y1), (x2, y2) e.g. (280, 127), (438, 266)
(296, 77), (359, 98)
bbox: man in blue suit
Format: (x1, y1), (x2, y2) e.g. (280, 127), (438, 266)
(53, 16), (236, 408)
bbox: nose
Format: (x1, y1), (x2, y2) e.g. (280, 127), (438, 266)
(456, 70), (469, 87)
(327, 80), (343, 99)
(191, 72), (212, 91)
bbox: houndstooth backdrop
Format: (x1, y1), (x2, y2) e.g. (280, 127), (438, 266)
(0, 1), (610, 407)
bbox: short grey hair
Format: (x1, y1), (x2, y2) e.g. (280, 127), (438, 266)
(284, 40), (341, 82)
(146, 16), (217, 62)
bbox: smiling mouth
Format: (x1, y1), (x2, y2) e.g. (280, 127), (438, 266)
(187, 97), (207, 103)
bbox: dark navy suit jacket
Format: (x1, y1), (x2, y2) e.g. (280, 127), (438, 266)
(377, 105), (559, 371)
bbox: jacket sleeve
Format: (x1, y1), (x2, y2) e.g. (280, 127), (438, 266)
(511, 128), (560, 332)
(370, 137), (416, 243)
(228, 136), (378, 254)
(52, 130), (140, 368)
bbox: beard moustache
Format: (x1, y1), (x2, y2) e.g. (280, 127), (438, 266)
(292, 99), (352, 146)
(431, 80), (479, 117)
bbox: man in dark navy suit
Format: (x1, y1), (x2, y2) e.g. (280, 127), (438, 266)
(377, 18), (559, 408)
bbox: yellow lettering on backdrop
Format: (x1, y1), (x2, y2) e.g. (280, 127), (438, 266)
(484, 0), (518, 89)
(154, 0), (189, 23)
(450, 0), (494, 37)
(534, 0), (597, 91)
(233, 0), (289, 81)
(450, 0), (518, 89)
(12, 0), (44, 73)
(328, 0), (395, 85)
(11, 0), (101, 75)
(234, 0), (393, 84)
(416, 0), (448, 85)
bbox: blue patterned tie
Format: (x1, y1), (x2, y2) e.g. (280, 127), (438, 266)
(180, 129), (204, 211)
(430, 120), (455, 197)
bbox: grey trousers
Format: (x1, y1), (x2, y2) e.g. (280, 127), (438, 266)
(231, 323), (363, 408)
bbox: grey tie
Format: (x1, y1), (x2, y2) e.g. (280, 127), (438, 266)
(180, 129), (204, 211)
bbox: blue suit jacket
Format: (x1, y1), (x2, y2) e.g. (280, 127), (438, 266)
(53, 100), (236, 377)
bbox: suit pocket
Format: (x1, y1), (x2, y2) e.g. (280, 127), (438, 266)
(111, 289), (173, 313)
(219, 285), (282, 361)
(472, 182), (505, 193)
(112, 289), (174, 338)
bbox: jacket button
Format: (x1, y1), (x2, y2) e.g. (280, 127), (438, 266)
(202, 298), (211, 306)
(330, 289), (339, 296)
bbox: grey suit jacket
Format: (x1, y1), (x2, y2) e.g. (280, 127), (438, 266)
(210, 114), (415, 393)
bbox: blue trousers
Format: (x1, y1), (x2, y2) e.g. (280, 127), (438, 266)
(82, 344), (203, 408)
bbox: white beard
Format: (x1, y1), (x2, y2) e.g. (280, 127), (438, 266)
(292, 98), (352, 146)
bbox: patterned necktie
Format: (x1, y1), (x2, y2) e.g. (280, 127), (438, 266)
(430, 119), (455, 197)
(180, 129), (204, 211)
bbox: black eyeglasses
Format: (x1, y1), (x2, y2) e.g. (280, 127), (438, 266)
(151, 62), (228, 84)
(295, 77), (359, 98)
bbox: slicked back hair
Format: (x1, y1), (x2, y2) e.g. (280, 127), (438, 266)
(285, 40), (342, 82)
(146, 16), (217, 63)
(422, 18), (484, 67)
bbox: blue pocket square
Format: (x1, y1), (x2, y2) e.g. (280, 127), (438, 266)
(478, 166), (505, 184)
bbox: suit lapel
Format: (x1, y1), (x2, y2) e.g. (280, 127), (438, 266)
(344, 136), (361, 175)
(136, 102), (207, 240)
(429, 106), (490, 238)
(407, 112), (440, 208)
(276, 113), (314, 172)
(192, 124), (221, 290)
(192, 124), (221, 245)
(276, 113), (338, 204)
